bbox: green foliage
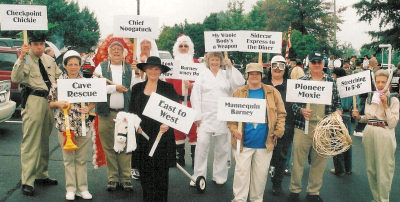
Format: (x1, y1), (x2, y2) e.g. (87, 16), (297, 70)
(0, 0), (100, 52)
(158, 0), (346, 65)
(354, 0), (400, 50)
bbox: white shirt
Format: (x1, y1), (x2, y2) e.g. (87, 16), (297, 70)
(94, 63), (136, 109)
(191, 66), (245, 133)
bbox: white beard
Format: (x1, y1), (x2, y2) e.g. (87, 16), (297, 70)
(174, 54), (193, 63)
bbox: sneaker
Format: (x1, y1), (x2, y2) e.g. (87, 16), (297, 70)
(330, 168), (345, 177)
(213, 180), (226, 185)
(189, 180), (195, 187)
(76, 191), (92, 200)
(122, 182), (133, 192)
(288, 192), (300, 202)
(354, 132), (363, 137)
(131, 169), (140, 180)
(306, 194), (323, 202)
(65, 191), (75, 201)
(106, 181), (117, 191)
(346, 171), (352, 175)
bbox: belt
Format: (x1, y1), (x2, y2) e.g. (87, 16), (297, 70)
(30, 90), (49, 98)
(179, 95), (190, 102)
(367, 119), (388, 128)
(110, 108), (124, 112)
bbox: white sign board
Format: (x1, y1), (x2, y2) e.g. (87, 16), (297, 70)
(241, 31), (282, 53)
(337, 70), (372, 98)
(57, 78), (107, 103)
(0, 4), (48, 30)
(172, 62), (202, 81)
(286, 79), (333, 105)
(204, 30), (282, 53)
(160, 59), (175, 79)
(142, 92), (196, 134)
(217, 97), (266, 123)
(204, 31), (241, 52)
(113, 15), (158, 39)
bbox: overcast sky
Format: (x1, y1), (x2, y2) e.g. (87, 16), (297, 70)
(75, 0), (380, 51)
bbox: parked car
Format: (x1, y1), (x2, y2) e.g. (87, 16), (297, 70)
(0, 80), (16, 123)
(0, 47), (21, 107)
(0, 38), (23, 48)
(159, 50), (173, 60)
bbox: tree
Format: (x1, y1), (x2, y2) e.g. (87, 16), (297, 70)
(0, 0), (100, 52)
(354, 0), (400, 50)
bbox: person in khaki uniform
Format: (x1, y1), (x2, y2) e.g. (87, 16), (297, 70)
(288, 51), (342, 202)
(228, 63), (286, 202)
(11, 34), (62, 196)
(94, 38), (134, 191)
(353, 69), (399, 202)
(48, 50), (95, 200)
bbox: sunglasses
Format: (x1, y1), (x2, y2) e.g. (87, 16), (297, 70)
(271, 63), (285, 71)
(179, 44), (189, 48)
(311, 60), (323, 64)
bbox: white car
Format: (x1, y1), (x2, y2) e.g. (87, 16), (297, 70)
(0, 80), (16, 123)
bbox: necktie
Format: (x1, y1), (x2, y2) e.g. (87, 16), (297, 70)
(38, 58), (51, 91)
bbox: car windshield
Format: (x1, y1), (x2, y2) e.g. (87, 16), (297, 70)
(0, 52), (17, 71)
(13, 41), (23, 47)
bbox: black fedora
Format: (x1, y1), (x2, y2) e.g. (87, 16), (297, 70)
(137, 56), (171, 73)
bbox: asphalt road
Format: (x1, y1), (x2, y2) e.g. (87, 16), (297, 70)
(1, 110), (400, 202)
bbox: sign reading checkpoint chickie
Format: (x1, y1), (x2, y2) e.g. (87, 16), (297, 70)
(0, 4), (48, 30)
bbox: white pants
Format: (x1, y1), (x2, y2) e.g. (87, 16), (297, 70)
(232, 147), (273, 202)
(192, 127), (230, 182)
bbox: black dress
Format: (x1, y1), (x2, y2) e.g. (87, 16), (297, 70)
(129, 79), (179, 202)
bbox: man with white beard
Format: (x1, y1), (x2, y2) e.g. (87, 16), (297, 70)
(166, 34), (198, 168)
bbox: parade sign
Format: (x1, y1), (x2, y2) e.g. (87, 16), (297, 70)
(204, 31), (241, 52)
(142, 92), (196, 134)
(241, 31), (282, 53)
(337, 70), (372, 98)
(160, 59), (175, 79)
(113, 15), (158, 39)
(57, 78), (107, 103)
(286, 79), (333, 105)
(172, 62), (202, 81)
(0, 4), (47, 30)
(204, 30), (282, 53)
(217, 97), (266, 123)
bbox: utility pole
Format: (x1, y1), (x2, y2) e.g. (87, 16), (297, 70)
(333, 0), (337, 50)
(137, 0), (140, 15)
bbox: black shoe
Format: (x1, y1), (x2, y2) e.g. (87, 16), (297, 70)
(106, 181), (117, 191)
(288, 192), (300, 202)
(21, 184), (34, 196)
(122, 182), (133, 192)
(330, 169), (345, 177)
(272, 183), (282, 196)
(306, 194), (323, 202)
(35, 178), (58, 185)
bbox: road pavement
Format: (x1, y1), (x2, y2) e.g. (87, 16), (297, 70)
(1, 110), (400, 202)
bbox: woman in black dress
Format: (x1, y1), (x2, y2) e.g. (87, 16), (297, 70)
(129, 56), (179, 202)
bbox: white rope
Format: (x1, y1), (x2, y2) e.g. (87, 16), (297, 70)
(313, 112), (352, 157)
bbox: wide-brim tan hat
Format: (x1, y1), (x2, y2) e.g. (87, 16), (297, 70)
(245, 63), (263, 73)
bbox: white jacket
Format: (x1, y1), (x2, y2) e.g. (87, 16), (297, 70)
(191, 67), (245, 134)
